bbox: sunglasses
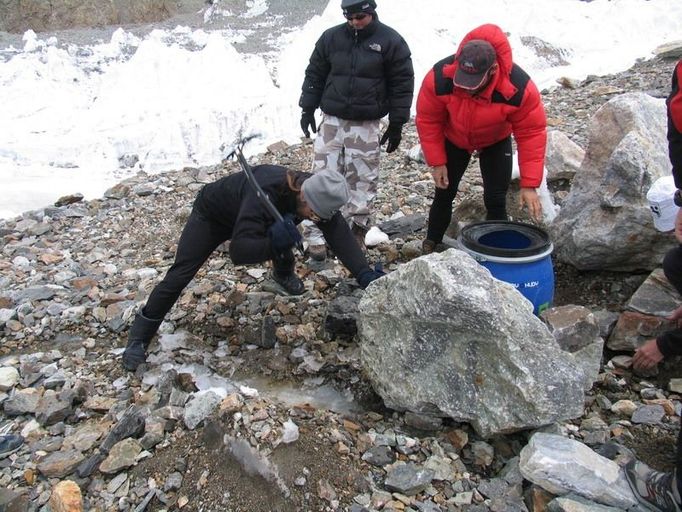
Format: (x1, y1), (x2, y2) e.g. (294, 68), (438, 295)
(345, 13), (369, 21)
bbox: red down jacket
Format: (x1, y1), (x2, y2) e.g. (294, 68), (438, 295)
(416, 24), (547, 188)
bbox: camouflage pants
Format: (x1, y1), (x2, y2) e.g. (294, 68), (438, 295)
(305, 115), (381, 245)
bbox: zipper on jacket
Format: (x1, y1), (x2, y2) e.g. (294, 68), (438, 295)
(348, 29), (359, 111)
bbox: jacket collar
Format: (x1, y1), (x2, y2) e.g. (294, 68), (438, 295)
(345, 18), (379, 39)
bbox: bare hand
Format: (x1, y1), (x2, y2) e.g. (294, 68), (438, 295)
(430, 165), (449, 189)
(668, 304), (682, 327)
(520, 187), (542, 222)
(632, 338), (664, 370)
(675, 208), (682, 243)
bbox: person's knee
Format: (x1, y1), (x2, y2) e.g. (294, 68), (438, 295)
(663, 246), (682, 292)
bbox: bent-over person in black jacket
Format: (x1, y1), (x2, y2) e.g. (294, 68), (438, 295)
(122, 166), (383, 372)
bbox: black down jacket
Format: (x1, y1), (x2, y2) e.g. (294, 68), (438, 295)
(299, 17), (414, 124)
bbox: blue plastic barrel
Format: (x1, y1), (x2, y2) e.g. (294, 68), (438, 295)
(458, 221), (554, 315)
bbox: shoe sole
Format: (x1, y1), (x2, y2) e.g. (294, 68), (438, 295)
(262, 279), (306, 296)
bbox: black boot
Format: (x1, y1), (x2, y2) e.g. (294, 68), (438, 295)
(272, 272), (305, 296)
(122, 311), (163, 371)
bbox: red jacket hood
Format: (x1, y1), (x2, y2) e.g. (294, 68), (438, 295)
(449, 24), (516, 100)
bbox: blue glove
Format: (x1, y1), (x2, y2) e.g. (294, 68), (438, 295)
(357, 263), (386, 289)
(268, 214), (302, 254)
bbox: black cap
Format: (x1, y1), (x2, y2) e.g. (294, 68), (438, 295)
(341, 0), (376, 15)
(454, 40), (497, 90)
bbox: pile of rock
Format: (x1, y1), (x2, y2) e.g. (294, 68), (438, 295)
(1, 53), (682, 511)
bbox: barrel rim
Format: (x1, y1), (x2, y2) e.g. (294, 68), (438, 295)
(459, 220), (552, 259)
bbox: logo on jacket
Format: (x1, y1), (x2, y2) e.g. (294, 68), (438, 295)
(369, 43), (382, 52)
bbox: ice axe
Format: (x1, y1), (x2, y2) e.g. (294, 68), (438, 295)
(226, 136), (304, 254)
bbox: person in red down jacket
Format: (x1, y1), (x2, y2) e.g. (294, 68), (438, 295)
(415, 23), (547, 254)
(625, 59), (682, 512)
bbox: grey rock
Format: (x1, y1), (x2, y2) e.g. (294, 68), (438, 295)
(15, 285), (64, 301)
(627, 268), (682, 317)
(259, 316), (278, 348)
(547, 492), (624, 511)
(55, 193), (84, 207)
(133, 183), (155, 196)
(164, 471), (183, 491)
(384, 463), (435, 496)
(37, 449), (85, 478)
(378, 214), (427, 237)
(100, 405), (146, 452)
(0, 488), (29, 511)
(361, 446), (395, 467)
(184, 391), (221, 430)
(519, 433), (638, 509)
(654, 41), (682, 59)
(100, 438), (143, 474)
(104, 183), (130, 199)
(478, 478), (510, 499)
(489, 495), (528, 512)
(76, 452), (105, 478)
(631, 404), (665, 424)
(551, 93), (673, 271)
(36, 394), (73, 425)
(358, 250), (585, 437)
(324, 295), (360, 338)
(0, 308), (17, 325)
(0, 367), (19, 391)
(404, 411), (443, 432)
(541, 305), (603, 390)
(545, 129), (585, 182)
(118, 153), (139, 168)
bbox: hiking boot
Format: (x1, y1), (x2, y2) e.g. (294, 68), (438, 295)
(308, 244), (327, 262)
(0, 434), (24, 459)
(271, 272), (305, 296)
(422, 239), (448, 255)
(422, 239), (437, 255)
(625, 459), (682, 512)
(122, 311), (163, 372)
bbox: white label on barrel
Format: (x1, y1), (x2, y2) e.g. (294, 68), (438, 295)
(524, 281), (539, 288)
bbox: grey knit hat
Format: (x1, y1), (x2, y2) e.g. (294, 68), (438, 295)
(301, 170), (350, 220)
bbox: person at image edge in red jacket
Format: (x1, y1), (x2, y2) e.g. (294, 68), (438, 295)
(415, 23), (547, 253)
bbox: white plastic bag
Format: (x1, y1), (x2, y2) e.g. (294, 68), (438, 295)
(647, 176), (678, 232)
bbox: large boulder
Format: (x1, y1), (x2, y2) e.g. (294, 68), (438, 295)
(358, 250), (586, 437)
(550, 93), (673, 271)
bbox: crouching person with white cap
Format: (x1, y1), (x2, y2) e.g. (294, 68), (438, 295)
(122, 166), (384, 372)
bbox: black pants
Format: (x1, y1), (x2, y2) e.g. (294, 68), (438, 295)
(426, 137), (512, 243)
(663, 245), (682, 489)
(143, 208), (293, 320)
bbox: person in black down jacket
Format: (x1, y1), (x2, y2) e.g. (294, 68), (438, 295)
(298, 0), (414, 260)
(121, 166), (384, 372)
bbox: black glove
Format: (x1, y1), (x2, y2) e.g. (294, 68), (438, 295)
(300, 110), (317, 138)
(357, 263), (386, 289)
(268, 214), (302, 254)
(380, 122), (403, 153)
